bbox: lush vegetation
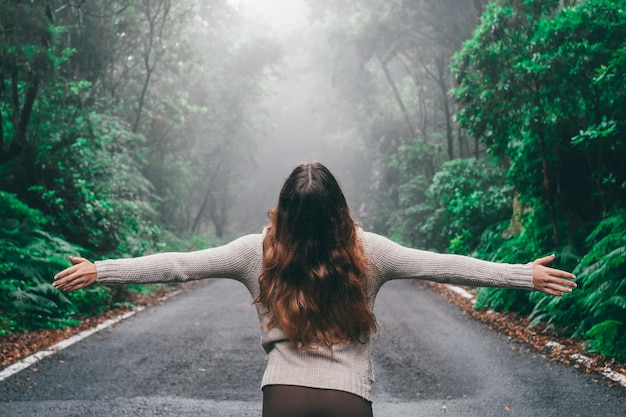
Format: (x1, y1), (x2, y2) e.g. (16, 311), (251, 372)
(0, 0), (278, 335)
(455, 0), (626, 360)
(2, 0), (625, 363)
(307, 0), (626, 361)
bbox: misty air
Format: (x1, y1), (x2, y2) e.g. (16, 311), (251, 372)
(1, 1), (625, 416)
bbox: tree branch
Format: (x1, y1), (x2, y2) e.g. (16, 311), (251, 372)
(376, 53), (419, 141)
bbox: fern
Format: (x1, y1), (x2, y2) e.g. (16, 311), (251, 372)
(0, 191), (85, 333)
(586, 320), (626, 359)
(530, 209), (626, 361)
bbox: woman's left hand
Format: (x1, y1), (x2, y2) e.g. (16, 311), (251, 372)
(532, 254), (577, 296)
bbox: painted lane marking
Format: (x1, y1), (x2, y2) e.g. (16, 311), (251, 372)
(446, 284), (476, 301)
(447, 285), (626, 387)
(0, 307), (145, 382)
(0, 289), (183, 382)
(570, 353), (626, 387)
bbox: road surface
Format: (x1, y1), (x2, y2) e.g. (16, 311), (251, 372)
(1, 279), (625, 416)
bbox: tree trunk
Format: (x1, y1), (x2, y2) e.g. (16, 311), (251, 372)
(376, 54), (419, 141)
(539, 127), (559, 246)
(475, 135), (479, 159)
(132, 0), (170, 133)
(439, 79), (454, 160)
(456, 125), (468, 159)
(0, 73), (40, 164)
(191, 143), (228, 234)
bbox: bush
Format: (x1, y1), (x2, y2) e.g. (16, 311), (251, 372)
(394, 156), (512, 252)
(529, 209), (626, 361)
(0, 191), (115, 335)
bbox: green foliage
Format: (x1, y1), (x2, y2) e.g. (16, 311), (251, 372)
(472, 205), (554, 315)
(529, 210), (626, 360)
(453, 0), (626, 247)
(586, 320), (626, 361)
(26, 109), (161, 256)
(0, 0), (281, 339)
(392, 154), (512, 252)
(447, 0), (626, 359)
(0, 191), (98, 334)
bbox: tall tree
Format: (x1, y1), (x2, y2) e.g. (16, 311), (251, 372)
(0, 0), (56, 165)
(453, 0), (626, 246)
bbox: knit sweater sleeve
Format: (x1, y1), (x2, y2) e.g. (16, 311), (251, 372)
(94, 234), (263, 286)
(361, 231), (534, 290)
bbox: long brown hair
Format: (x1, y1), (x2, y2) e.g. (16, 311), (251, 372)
(255, 162), (377, 350)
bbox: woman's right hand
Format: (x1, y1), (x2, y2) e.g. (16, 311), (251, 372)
(53, 256), (97, 292)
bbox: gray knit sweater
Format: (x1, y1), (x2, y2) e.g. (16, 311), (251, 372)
(94, 230), (534, 401)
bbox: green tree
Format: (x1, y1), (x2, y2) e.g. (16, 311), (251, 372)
(392, 156), (512, 253)
(0, 0), (281, 335)
(453, 0), (626, 359)
(0, 0), (62, 165)
(305, 0), (484, 236)
(453, 0), (626, 247)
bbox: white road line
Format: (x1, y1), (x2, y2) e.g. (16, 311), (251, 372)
(544, 341), (626, 387)
(602, 368), (626, 387)
(448, 286), (626, 388)
(0, 307), (145, 382)
(0, 289), (184, 382)
(446, 284), (476, 301)
(570, 353), (594, 367)
(570, 353), (626, 387)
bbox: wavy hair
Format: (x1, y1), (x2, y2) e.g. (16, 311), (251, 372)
(255, 162), (377, 350)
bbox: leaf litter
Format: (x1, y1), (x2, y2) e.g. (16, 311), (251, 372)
(416, 280), (626, 388)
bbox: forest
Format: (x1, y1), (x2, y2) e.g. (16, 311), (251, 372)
(1, 0), (625, 363)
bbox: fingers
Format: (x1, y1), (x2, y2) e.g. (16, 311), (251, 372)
(53, 256), (96, 292)
(533, 275), (574, 295)
(54, 265), (78, 280)
(539, 285), (567, 297)
(539, 282), (574, 296)
(55, 276), (89, 292)
(52, 272), (75, 291)
(55, 257), (92, 279)
(532, 255), (577, 296)
(533, 253), (556, 266)
(70, 256), (87, 265)
(54, 257), (88, 280)
(533, 255), (576, 279)
(54, 275), (90, 291)
(556, 275), (577, 287)
(545, 266), (576, 280)
(548, 281), (574, 293)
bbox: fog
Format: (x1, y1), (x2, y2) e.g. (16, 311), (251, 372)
(1, 0), (486, 241)
(220, 0), (480, 236)
(230, 0), (371, 233)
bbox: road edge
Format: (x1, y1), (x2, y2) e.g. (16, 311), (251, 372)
(439, 283), (626, 388)
(0, 289), (182, 382)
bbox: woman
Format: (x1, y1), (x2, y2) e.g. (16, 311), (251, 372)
(53, 162), (576, 417)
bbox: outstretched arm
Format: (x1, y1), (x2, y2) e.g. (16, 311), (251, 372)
(361, 231), (576, 295)
(52, 234), (264, 292)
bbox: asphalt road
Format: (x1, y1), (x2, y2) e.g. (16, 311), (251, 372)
(1, 279), (625, 416)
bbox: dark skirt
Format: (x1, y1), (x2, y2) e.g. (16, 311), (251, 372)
(262, 385), (373, 417)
